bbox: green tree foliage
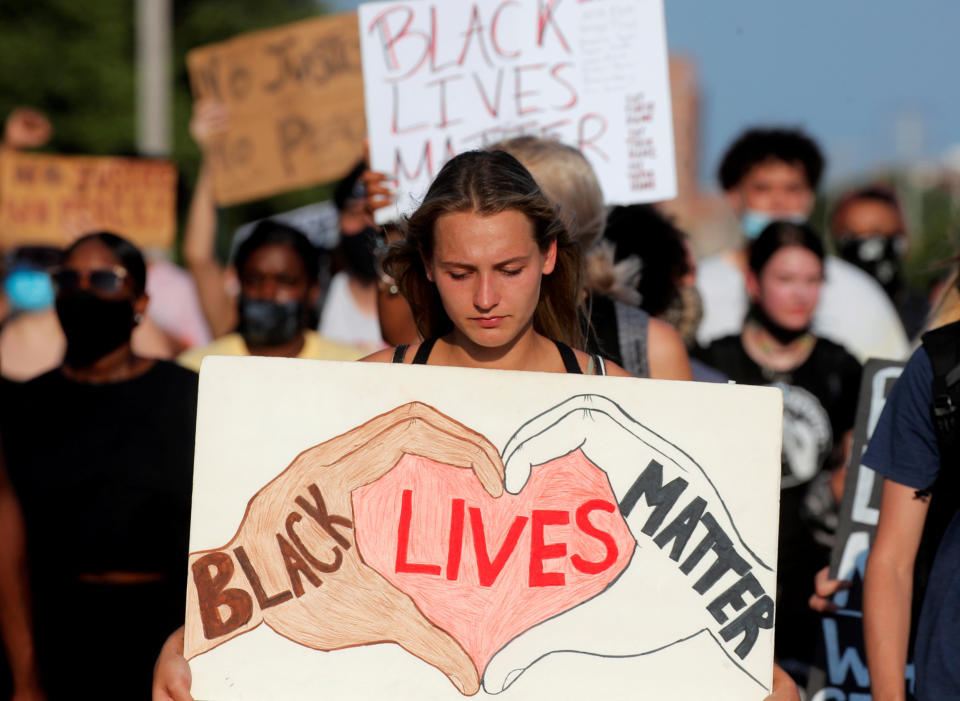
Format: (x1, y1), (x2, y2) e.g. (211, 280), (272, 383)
(0, 0), (136, 155)
(0, 0), (338, 258)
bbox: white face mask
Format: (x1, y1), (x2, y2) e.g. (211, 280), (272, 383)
(740, 209), (807, 240)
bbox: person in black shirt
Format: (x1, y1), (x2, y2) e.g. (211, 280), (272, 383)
(696, 221), (861, 686)
(0, 232), (198, 700)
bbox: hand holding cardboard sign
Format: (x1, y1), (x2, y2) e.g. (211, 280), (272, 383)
(189, 99), (229, 152)
(185, 402), (504, 695)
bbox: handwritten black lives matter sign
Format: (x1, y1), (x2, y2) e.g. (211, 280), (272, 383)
(359, 0), (677, 219)
(187, 359), (781, 700)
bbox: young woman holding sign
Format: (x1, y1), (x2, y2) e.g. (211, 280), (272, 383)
(153, 150), (798, 701)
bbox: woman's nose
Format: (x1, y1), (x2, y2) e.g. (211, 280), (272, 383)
(473, 273), (499, 310)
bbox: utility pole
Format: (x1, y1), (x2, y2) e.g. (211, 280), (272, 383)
(136, 0), (172, 156)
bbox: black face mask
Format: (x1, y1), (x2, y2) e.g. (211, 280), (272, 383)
(55, 291), (135, 368)
(338, 227), (379, 282)
(836, 235), (905, 299)
(747, 303), (811, 345)
(238, 296), (302, 348)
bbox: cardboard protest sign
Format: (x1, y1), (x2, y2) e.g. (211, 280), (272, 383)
(186, 13), (366, 206)
(359, 0), (676, 219)
(186, 357), (781, 699)
(0, 151), (176, 249)
(806, 359), (911, 700)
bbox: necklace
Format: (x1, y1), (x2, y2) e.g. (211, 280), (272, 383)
(743, 321), (816, 377)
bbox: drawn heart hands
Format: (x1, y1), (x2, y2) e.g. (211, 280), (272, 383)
(485, 395), (777, 693)
(352, 450), (635, 676)
(185, 402), (503, 695)
(186, 397), (776, 696)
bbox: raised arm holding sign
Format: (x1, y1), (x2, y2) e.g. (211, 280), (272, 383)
(185, 13), (366, 205)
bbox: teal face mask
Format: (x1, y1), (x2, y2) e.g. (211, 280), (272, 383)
(740, 209), (807, 240)
(4, 269), (55, 312)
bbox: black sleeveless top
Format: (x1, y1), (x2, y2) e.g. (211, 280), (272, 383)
(391, 338), (606, 375)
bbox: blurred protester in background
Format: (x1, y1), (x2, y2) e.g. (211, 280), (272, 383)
(697, 127), (909, 363)
(140, 254), (212, 356)
(0, 435), (42, 701)
(0, 109), (62, 383)
(184, 100), (379, 356)
(319, 162), (385, 351)
(0, 232), (198, 699)
(376, 227), (419, 347)
(696, 222), (861, 686)
(0, 246), (64, 381)
(0, 106), (208, 371)
(493, 137), (689, 380)
(862, 259), (960, 701)
(178, 220), (361, 369)
(602, 204), (725, 382)
(830, 185), (927, 338)
(181, 99), (242, 339)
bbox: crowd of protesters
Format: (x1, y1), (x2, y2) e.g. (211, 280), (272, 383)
(0, 92), (955, 701)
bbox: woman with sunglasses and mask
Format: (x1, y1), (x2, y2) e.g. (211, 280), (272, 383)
(0, 231), (199, 699)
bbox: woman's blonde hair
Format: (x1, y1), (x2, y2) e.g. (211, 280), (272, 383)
(383, 150), (584, 348)
(493, 136), (639, 304)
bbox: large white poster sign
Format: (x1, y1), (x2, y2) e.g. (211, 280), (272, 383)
(359, 0), (676, 218)
(186, 357), (781, 700)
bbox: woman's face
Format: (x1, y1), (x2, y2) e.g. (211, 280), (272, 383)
(753, 245), (823, 330)
(426, 209), (556, 349)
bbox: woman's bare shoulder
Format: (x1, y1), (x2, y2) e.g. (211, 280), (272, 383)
(360, 342), (423, 364)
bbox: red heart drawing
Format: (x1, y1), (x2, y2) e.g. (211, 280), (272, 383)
(352, 450), (635, 675)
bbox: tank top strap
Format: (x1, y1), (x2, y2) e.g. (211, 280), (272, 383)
(412, 337), (438, 365)
(391, 345), (409, 363)
(553, 340), (582, 374)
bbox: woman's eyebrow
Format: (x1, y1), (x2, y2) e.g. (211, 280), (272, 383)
(437, 254), (530, 268)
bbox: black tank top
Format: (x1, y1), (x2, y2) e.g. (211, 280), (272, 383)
(391, 338), (606, 375)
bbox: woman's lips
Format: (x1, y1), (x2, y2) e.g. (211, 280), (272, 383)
(473, 316), (505, 328)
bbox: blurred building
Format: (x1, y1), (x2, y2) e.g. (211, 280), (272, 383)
(659, 56), (742, 258)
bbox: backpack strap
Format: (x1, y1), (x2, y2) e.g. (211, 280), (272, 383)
(924, 322), (960, 447)
(912, 319), (960, 637)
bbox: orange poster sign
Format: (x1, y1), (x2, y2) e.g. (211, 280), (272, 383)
(0, 151), (177, 250)
(186, 12), (366, 206)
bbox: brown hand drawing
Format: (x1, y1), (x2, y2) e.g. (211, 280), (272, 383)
(185, 402), (504, 695)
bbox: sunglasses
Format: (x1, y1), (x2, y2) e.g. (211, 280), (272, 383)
(51, 266), (129, 295)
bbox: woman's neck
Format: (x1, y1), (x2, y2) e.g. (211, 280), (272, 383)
(61, 342), (154, 384)
(435, 324), (560, 372)
(741, 320), (816, 373)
